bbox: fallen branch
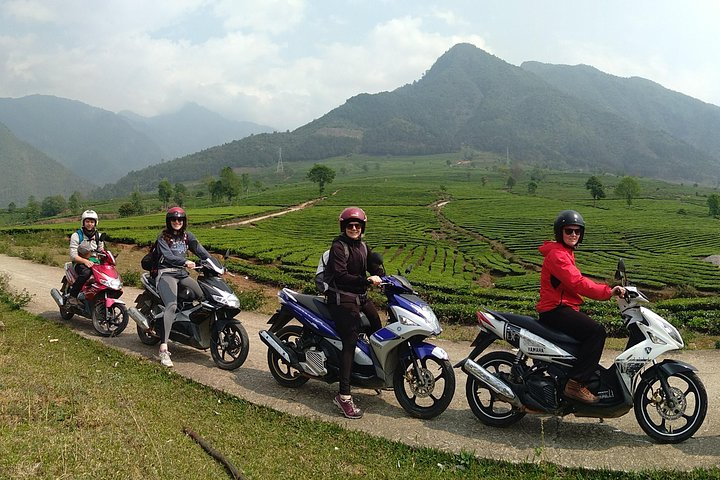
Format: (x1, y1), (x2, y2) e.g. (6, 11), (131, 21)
(183, 427), (244, 480)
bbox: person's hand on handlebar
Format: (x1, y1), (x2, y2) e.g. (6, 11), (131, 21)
(367, 275), (382, 286)
(184, 260), (196, 269)
(611, 286), (626, 297)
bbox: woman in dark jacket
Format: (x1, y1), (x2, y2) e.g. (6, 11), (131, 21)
(325, 206), (383, 419)
(154, 207), (211, 367)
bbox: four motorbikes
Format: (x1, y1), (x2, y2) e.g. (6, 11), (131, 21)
(50, 242), (129, 337)
(128, 254), (250, 370)
(456, 259), (707, 443)
(47, 232), (709, 443)
(259, 258), (456, 419)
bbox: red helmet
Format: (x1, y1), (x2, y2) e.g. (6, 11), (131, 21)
(166, 207), (187, 230)
(339, 206), (367, 233)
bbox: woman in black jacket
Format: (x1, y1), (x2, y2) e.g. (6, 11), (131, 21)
(325, 206), (383, 419)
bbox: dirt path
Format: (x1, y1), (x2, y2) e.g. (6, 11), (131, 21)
(1, 254), (719, 472)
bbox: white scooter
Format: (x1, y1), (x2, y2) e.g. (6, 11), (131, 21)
(456, 259), (707, 443)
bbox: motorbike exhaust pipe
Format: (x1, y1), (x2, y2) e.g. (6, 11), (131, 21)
(462, 358), (522, 407)
(259, 330), (298, 365)
(128, 307), (151, 332)
(50, 288), (64, 307)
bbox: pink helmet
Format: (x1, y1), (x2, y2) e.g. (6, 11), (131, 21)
(339, 206), (367, 233)
(166, 206), (187, 230)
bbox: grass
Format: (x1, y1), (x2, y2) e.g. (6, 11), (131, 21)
(2, 304), (719, 479)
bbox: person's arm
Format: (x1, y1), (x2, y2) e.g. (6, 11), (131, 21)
(69, 232), (80, 261)
(546, 250), (612, 301)
(186, 231), (211, 260)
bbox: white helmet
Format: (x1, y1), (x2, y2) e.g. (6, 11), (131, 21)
(81, 209), (99, 227)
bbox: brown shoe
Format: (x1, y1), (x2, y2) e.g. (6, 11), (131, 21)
(564, 379), (599, 404)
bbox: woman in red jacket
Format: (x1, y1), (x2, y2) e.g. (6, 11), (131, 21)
(537, 210), (625, 404)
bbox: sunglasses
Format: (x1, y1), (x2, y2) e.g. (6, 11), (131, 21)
(171, 218), (184, 223)
(346, 223), (362, 230)
(563, 227), (582, 236)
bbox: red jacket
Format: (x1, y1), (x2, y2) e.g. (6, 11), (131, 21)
(536, 241), (612, 313)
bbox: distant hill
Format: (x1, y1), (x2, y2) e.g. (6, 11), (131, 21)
(0, 122), (92, 206)
(99, 43), (720, 196)
(0, 95), (163, 184)
(520, 61), (720, 162)
(118, 102), (274, 161)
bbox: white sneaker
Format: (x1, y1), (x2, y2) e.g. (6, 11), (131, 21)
(159, 350), (173, 368)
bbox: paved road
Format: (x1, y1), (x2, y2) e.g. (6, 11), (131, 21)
(1, 254), (719, 471)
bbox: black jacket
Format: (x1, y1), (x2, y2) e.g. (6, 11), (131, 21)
(326, 234), (381, 295)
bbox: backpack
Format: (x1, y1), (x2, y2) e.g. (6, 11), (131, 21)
(76, 228), (100, 245)
(140, 241), (160, 273)
(315, 241), (367, 294)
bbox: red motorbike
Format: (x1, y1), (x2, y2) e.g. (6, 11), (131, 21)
(50, 242), (129, 337)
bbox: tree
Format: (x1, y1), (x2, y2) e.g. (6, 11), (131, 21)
(173, 183), (187, 207)
(25, 196), (39, 221)
(118, 203), (136, 217)
(131, 189), (146, 215)
(68, 191), (82, 214)
(615, 176), (641, 205)
(241, 173), (250, 195)
(208, 179), (224, 203)
(527, 181), (538, 195)
(307, 164), (336, 194)
(585, 176), (606, 206)
(41, 195), (67, 217)
(158, 179), (173, 208)
(708, 194), (720, 217)
(219, 167), (240, 202)
(505, 175), (516, 190)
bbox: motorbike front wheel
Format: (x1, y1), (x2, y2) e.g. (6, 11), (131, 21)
(267, 325), (309, 388)
(465, 351), (525, 427)
(92, 301), (129, 337)
(210, 321), (250, 370)
(393, 355), (455, 419)
(634, 370), (708, 444)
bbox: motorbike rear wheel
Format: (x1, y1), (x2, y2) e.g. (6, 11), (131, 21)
(211, 321), (250, 370)
(634, 370), (708, 444)
(137, 325), (161, 345)
(465, 351), (525, 427)
(267, 325), (309, 388)
(92, 301), (129, 337)
(59, 279), (74, 320)
(393, 355), (455, 419)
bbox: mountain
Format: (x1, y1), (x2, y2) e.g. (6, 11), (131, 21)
(0, 122), (91, 206)
(0, 95), (163, 184)
(118, 103), (274, 161)
(102, 43), (720, 196)
(520, 61), (720, 160)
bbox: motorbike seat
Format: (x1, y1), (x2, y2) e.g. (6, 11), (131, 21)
(487, 309), (580, 346)
(292, 292), (371, 330)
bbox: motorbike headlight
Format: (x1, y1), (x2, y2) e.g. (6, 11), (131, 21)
(212, 291), (240, 308)
(662, 322), (683, 345)
(420, 306), (442, 334)
(100, 278), (122, 289)
(398, 315), (418, 326)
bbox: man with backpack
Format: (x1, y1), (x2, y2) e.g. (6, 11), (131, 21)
(67, 209), (104, 306)
(324, 206), (383, 419)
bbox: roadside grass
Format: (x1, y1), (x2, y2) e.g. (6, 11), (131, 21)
(2, 306), (718, 479)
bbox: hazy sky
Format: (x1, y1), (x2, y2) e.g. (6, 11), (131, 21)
(1, 1), (718, 131)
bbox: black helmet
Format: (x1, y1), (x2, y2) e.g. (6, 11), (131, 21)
(166, 206), (187, 231)
(553, 210), (585, 245)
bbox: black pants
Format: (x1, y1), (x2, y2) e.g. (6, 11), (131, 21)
(69, 263), (93, 297)
(538, 306), (606, 382)
(328, 296), (381, 396)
